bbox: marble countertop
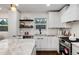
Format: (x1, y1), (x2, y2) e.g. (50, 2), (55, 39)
(72, 43), (79, 47)
(0, 39), (8, 55)
(8, 39), (35, 55)
(0, 39), (35, 55)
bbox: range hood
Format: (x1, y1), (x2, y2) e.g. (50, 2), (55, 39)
(66, 20), (79, 23)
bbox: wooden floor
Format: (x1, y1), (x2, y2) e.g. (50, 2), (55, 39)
(36, 51), (60, 55)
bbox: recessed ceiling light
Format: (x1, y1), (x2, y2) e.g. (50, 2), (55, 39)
(0, 8), (2, 10)
(46, 4), (50, 7)
(15, 4), (19, 6)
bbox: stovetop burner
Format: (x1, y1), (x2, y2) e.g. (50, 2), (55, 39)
(59, 37), (79, 43)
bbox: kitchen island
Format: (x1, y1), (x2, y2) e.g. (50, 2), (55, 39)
(0, 39), (36, 55)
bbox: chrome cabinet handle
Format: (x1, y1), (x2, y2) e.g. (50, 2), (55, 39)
(37, 38), (43, 39)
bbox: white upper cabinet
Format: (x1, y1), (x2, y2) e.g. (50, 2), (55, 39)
(48, 12), (61, 28)
(61, 4), (79, 23)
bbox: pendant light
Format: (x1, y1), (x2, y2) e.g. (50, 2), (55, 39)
(10, 4), (17, 11)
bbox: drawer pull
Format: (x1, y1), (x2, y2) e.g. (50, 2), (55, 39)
(37, 38), (43, 39)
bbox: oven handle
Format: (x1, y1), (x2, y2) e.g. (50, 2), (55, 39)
(60, 43), (70, 49)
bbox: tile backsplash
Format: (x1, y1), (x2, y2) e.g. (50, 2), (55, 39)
(70, 22), (79, 38)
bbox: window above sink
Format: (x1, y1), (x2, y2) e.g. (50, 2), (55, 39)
(35, 18), (47, 24)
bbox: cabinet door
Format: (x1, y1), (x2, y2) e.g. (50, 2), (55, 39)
(53, 37), (59, 51)
(47, 37), (54, 50)
(39, 37), (58, 50)
(47, 37), (59, 51)
(35, 36), (48, 51)
(55, 37), (59, 53)
(48, 12), (61, 28)
(61, 4), (79, 23)
(64, 5), (77, 22)
(40, 38), (48, 50)
(35, 38), (41, 50)
(61, 6), (70, 23)
(72, 45), (79, 55)
(36, 36), (59, 51)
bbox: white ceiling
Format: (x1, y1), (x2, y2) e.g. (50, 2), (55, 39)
(0, 4), (65, 13)
(0, 4), (10, 12)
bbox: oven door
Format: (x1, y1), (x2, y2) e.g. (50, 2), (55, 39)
(59, 43), (69, 55)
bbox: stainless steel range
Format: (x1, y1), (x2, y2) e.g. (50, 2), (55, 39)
(59, 37), (79, 55)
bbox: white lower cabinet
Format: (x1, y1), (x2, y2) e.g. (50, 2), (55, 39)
(72, 45), (79, 55)
(35, 36), (59, 52)
(35, 36), (48, 51)
(47, 37), (59, 52)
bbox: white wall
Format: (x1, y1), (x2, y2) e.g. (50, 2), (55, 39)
(8, 11), (20, 36)
(21, 12), (48, 19)
(0, 11), (21, 38)
(0, 12), (9, 38)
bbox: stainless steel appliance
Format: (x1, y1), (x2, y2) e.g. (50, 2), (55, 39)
(59, 38), (72, 55)
(59, 37), (79, 55)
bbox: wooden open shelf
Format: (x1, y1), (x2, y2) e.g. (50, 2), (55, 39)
(20, 19), (33, 21)
(19, 25), (33, 28)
